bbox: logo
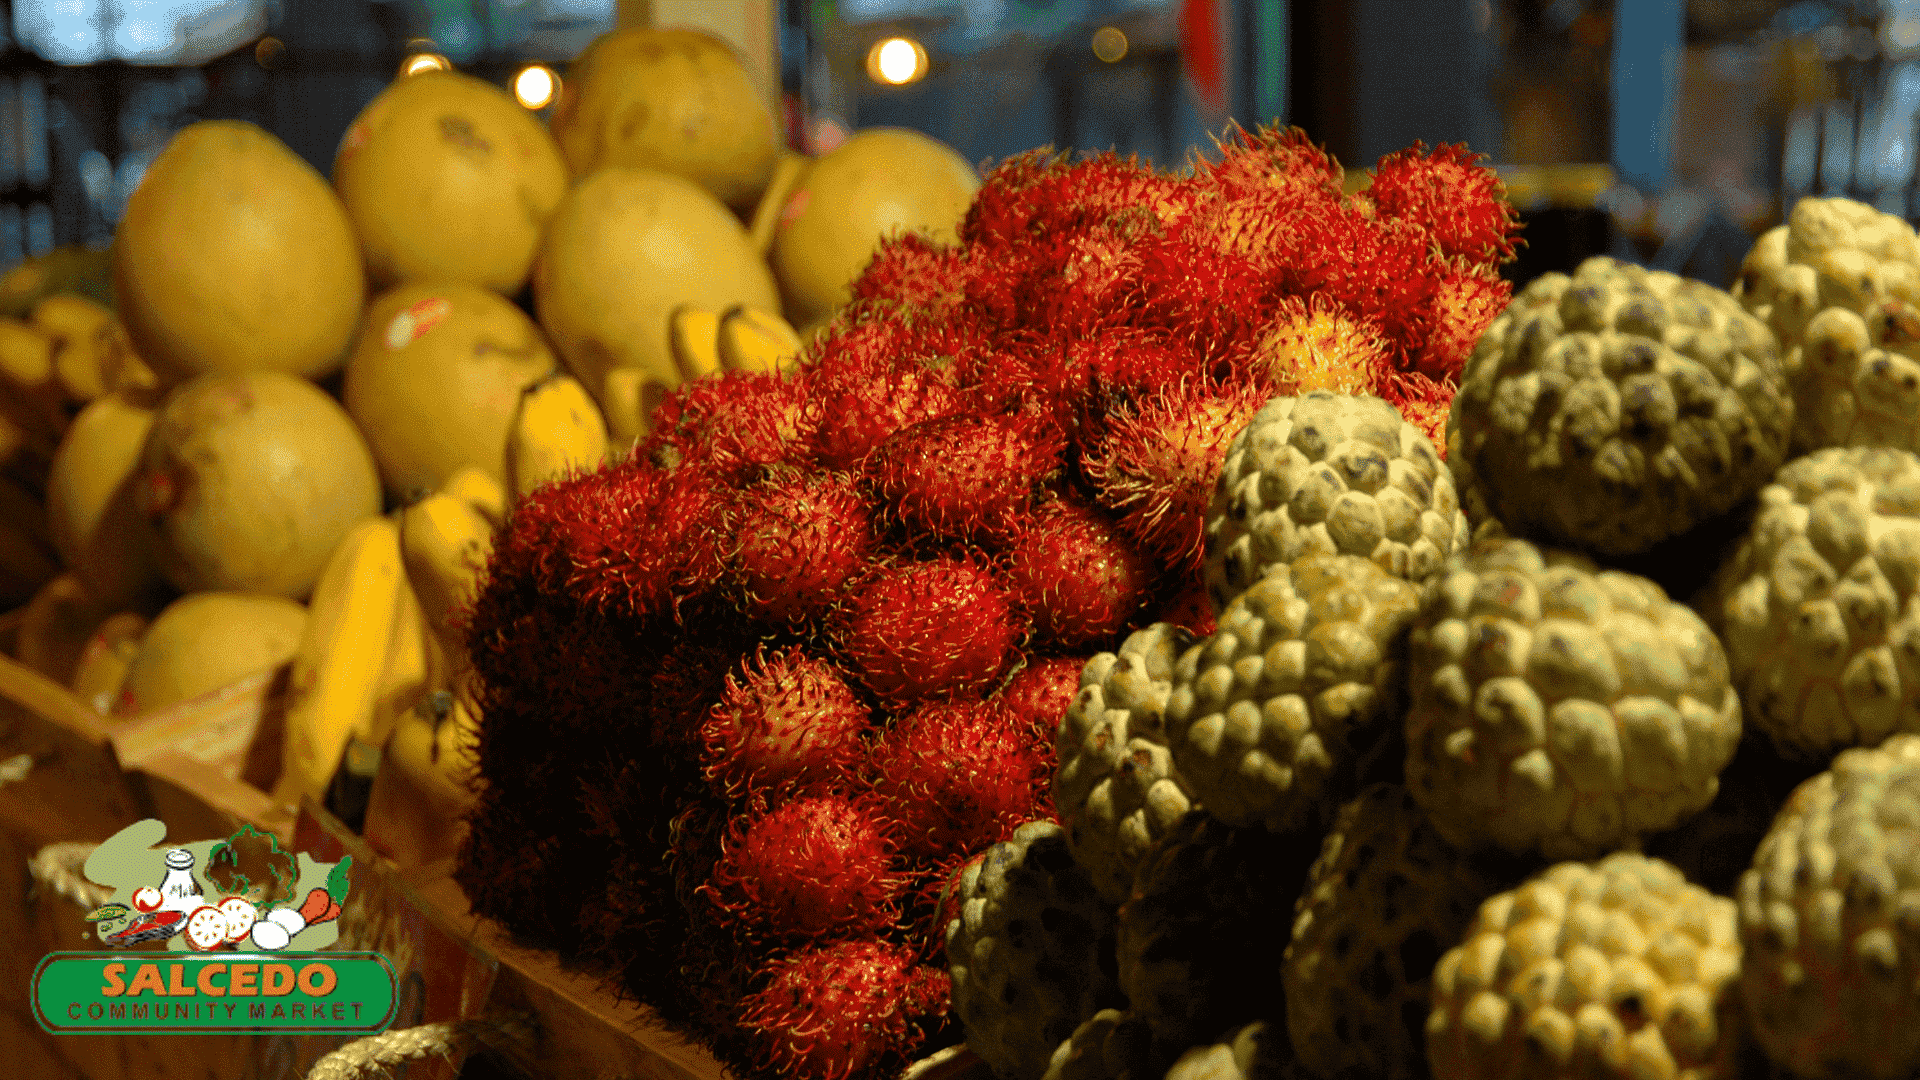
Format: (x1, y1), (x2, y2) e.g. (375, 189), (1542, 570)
(30, 819), (397, 1034)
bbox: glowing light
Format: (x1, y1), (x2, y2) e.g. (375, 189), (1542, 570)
(400, 52), (451, 77)
(513, 63), (558, 109)
(1092, 26), (1128, 63)
(254, 35), (283, 67)
(866, 36), (927, 86)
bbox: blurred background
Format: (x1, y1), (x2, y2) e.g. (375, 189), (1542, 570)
(0, 0), (1911, 288)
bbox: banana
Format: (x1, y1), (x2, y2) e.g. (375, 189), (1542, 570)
(747, 151), (813, 259)
(600, 366), (667, 450)
(667, 305), (726, 385)
(13, 573), (108, 687)
(363, 576), (434, 748)
(31, 294), (116, 404)
(273, 516), (406, 807)
(70, 611), (148, 716)
(399, 491), (495, 666)
(716, 305), (806, 374)
(438, 465), (508, 531)
(367, 681), (479, 867)
(0, 319), (66, 442)
(505, 373), (608, 501)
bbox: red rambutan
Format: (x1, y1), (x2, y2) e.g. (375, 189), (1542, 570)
(807, 332), (971, 470)
(849, 232), (979, 319)
(643, 369), (817, 481)
(1366, 141), (1523, 265)
(864, 699), (1051, 859)
(962, 150), (1190, 253)
(1406, 262), (1512, 382)
(833, 555), (1027, 707)
(1152, 575), (1219, 638)
(1002, 498), (1155, 651)
(995, 654), (1089, 746)
(735, 938), (951, 1080)
(700, 795), (904, 945)
(1201, 124), (1346, 206)
(1379, 370), (1458, 453)
(701, 648), (872, 800)
(1081, 378), (1270, 571)
(726, 470), (875, 625)
(867, 412), (1064, 542)
(1248, 294), (1394, 396)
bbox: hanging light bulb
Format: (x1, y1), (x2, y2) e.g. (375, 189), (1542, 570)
(400, 52), (451, 78)
(866, 36), (928, 86)
(513, 63), (559, 109)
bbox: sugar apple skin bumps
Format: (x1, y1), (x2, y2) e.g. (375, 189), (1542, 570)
(945, 821), (1117, 1080)
(1164, 553), (1421, 834)
(1737, 733), (1920, 1080)
(1427, 853), (1746, 1080)
(1453, 256), (1792, 557)
(1204, 390), (1469, 615)
(1706, 445), (1920, 762)
(1053, 622), (1197, 906)
(1734, 196), (1920, 455)
(1404, 538), (1741, 860)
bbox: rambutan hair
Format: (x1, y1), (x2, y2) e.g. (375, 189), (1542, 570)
(699, 795), (905, 946)
(700, 647), (873, 801)
(642, 369), (818, 482)
(1002, 497), (1155, 651)
(724, 469), (876, 626)
(995, 654), (1090, 746)
(734, 938), (952, 1080)
(867, 412), (1065, 543)
(1249, 294), (1394, 396)
(833, 554), (1028, 707)
(1406, 262), (1512, 383)
(1200, 123), (1347, 206)
(807, 333), (972, 471)
(1366, 141), (1523, 264)
(864, 699), (1052, 859)
(1081, 377), (1271, 571)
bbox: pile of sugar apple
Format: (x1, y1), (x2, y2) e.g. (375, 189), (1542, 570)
(941, 197), (1920, 1080)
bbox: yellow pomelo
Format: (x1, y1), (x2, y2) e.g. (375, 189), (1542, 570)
(137, 372), (381, 600)
(534, 167), (778, 402)
(46, 387), (168, 611)
(334, 71), (569, 295)
(770, 128), (980, 330)
(117, 591), (307, 716)
(345, 282), (557, 501)
(113, 121), (365, 384)
(548, 27), (779, 212)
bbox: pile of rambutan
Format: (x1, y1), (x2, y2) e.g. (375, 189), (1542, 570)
(455, 125), (1520, 1080)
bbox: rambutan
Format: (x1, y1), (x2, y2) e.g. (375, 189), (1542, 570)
(1002, 498), (1155, 651)
(962, 150), (1189, 253)
(1366, 141), (1522, 264)
(644, 369), (816, 481)
(808, 334), (970, 470)
(833, 555), (1027, 707)
(996, 655), (1089, 745)
(1082, 378), (1270, 571)
(1406, 262), (1512, 382)
(1250, 295), (1393, 395)
(646, 637), (749, 753)
(865, 700), (1051, 859)
(850, 232), (979, 319)
(1153, 575), (1219, 638)
(701, 648), (872, 800)
(700, 795), (904, 946)
(1379, 370), (1457, 452)
(867, 412), (1064, 542)
(1202, 124), (1346, 206)
(735, 938), (952, 1080)
(726, 470), (875, 626)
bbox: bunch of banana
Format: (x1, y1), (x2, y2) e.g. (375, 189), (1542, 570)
(505, 371), (609, 502)
(600, 303), (806, 448)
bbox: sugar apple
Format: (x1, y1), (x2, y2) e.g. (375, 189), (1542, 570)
(1204, 390), (1468, 615)
(1404, 537), (1742, 860)
(1164, 553), (1420, 834)
(1283, 783), (1508, 1080)
(1039, 1010), (1156, 1080)
(1055, 623), (1199, 906)
(1452, 255), (1792, 557)
(1736, 732), (1920, 1080)
(1163, 1022), (1292, 1080)
(1702, 445), (1920, 762)
(1115, 810), (1310, 1054)
(1427, 852), (1746, 1080)
(946, 820), (1119, 1080)
(1733, 196), (1920, 454)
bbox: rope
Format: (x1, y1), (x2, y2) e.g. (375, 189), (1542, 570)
(306, 1013), (536, 1080)
(28, 841), (110, 911)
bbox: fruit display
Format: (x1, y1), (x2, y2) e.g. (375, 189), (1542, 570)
(18, 18), (1920, 1080)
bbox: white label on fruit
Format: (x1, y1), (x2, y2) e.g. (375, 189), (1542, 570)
(386, 297), (450, 349)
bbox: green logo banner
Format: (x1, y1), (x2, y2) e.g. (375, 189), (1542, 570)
(32, 951), (397, 1034)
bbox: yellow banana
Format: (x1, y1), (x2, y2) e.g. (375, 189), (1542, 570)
(31, 294), (115, 404)
(399, 491), (494, 665)
(13, 573), (107, 688)
(70, 611), (148, 716)
(273, 516), (406, 807)
(366, 682), (479, 867)
(600, 366), (654, 450)
(438, 465), (507, 531)
(362, 575), (434, 748)
(747, 151), (813, 259)
(668, 305), (726, 384)
(505, 373), (608, 501)
(717, 305), (806, 374)
(0, 319), (66, 442)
